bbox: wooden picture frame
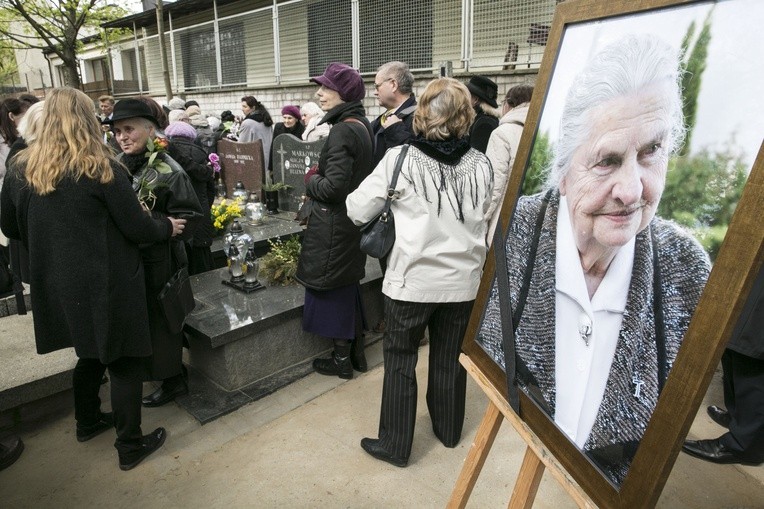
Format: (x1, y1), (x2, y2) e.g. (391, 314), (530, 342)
(461, 0), (764, 506)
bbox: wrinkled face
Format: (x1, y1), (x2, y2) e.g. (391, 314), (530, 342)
(560, 83), (672, 258)
(283, 114), (298, 128)
(373, 72), (397, 109)
(241, 101), (252, 117)
(113, 118), (154, 155)
(316, 86), (343, 112)
(301, 112), (311, 124)
(100, 101), (114, 116)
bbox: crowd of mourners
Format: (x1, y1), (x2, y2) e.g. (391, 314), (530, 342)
(0, 63), (527, 472)
(1, 52), (760, 480)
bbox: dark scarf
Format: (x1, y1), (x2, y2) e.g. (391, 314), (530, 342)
(409, 135), (471, 165)
(120, 152), (147, 177)
(405, 135), (488, 222)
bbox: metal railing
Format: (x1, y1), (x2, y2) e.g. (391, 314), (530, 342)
(111, 0), (558, 96)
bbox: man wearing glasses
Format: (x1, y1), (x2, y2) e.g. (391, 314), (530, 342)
(370, 61), (417, 168)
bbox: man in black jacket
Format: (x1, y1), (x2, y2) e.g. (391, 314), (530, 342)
(683, 265), (764, 465)
(370, 61), (417, 168)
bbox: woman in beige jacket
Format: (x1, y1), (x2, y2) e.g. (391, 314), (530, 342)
(484, 84), (533, 243)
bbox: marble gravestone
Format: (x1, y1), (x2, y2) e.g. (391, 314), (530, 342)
(218, 139), (265, 198)
(271, 134), (325, 212)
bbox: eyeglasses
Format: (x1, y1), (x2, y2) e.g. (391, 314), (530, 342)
(374, 78), (394, 90)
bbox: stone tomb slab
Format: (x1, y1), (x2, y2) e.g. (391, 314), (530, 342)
(271, 134), (325, 212)
(180, 258), (383, 423)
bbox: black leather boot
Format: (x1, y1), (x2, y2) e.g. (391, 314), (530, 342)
(313, 352), (353, 379)
(350, 334), (368, 372)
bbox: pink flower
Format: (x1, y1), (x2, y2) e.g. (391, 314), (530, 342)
(209, 153), (221, 174)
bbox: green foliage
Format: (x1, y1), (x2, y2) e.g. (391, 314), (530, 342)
(522, 131), (553, 196)
(262, 182), (292, 192)
(258, 235), (301, 286)
(679, 11), (713, 156)
(658, 147), (748, 261)
(0, 0), (129, 87)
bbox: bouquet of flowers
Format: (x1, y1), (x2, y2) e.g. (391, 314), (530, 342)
(211, 198), (243, 232)
(222, 119), (240, 141)
(135, 137), (172, 210)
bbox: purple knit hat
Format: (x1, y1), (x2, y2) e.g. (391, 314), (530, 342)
(281, 105), (301, 119)
(310, 63), (366, 102)
(165, 120), (198, 139)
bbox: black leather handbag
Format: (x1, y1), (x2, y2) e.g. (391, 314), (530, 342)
(158, 245), (196, 334)
(359, 145), (408, 259)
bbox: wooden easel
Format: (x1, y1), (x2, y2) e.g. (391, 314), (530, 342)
(447, 354), (595, 509)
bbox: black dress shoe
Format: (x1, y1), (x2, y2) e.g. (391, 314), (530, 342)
(118, 427), (167, 471)
(707, 405), (731, 428)
(360, 437), (408, 467)
(0, 435), (24, 471)
(77, 412), (115, 442)
(142, 380), (188, 408)
(313, 352), (353, 379)
(682, 438), (758, 465)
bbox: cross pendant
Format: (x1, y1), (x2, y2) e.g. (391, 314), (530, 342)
(632, 374), (645, 398)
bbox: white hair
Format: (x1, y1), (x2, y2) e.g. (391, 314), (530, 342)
(546, 34), (686, 189)
(300, 101), (323, 119)
(17, 101), (45, 144)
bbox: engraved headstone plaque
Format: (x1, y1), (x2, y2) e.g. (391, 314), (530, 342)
(218, 139), (265, 198)
(271, 134), (326, 212)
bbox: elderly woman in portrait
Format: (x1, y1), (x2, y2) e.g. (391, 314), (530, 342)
(347, 77), (493, 467)
(478, 34), (711, 483)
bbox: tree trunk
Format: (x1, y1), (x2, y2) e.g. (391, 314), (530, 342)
(156, 0), (173, 100)
(60, 55), (81, 88)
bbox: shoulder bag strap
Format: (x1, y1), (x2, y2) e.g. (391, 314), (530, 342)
(342, 117), (373, 148)
(378, 145), (409, 221)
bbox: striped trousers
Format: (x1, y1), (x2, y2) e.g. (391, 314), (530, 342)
(375, 296), (474, 460)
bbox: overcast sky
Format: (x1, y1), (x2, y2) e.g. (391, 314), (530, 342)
(537, 0), (764, 167)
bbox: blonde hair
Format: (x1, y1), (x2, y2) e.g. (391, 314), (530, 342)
(19, 88), (115, 195)
(413, 78), (475, 140)
(16, 100), (45, 144)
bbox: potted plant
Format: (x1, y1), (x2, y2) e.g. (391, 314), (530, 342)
(262, 180), (292, 214)
(258, 235), (301, 285)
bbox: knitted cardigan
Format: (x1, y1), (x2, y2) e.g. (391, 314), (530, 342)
(477, 190), (711, 484)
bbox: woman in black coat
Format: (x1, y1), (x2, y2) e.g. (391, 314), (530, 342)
(165, 120), (215, 274)
(0, 88), (186, 470)
(268, 105), (305, 174)
(295, 63), (373, 379)
(107, 99), (204, 409)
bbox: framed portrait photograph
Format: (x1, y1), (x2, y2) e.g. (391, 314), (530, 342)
(462, 0), (764, 506)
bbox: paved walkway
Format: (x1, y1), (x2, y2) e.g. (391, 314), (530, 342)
(1, 341), (763, 508)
